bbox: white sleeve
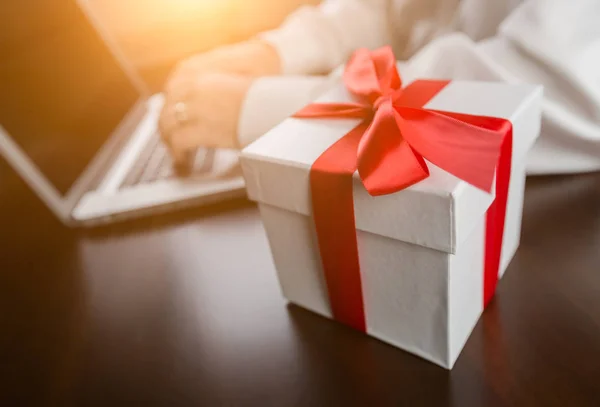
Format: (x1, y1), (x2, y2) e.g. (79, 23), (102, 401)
(259, 0), (391, 75)
(237, 72), (343, 148)
(398, 0), (600, 175)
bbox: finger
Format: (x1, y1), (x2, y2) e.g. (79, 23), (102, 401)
(168, 126), (204, 167)
(173, 149), (198, 176)
(158, 105), (178, 143)
(164, 67), (198, 104)
(165, 138), (196, 176)
(164, 79), (192, 108)
(167, 138), (192, 169)
(160, 96), (199, 136)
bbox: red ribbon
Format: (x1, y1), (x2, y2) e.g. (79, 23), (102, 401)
(294, 47), (513, 332)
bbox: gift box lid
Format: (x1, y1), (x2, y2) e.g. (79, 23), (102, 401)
(241, 80), (542, 254)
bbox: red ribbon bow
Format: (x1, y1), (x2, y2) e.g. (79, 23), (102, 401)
(294, 46), (513, 332)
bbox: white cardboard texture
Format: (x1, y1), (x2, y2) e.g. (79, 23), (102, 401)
(242, 80), (542, 369)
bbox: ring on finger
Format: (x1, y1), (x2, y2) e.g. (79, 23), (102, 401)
(174, 101), (190, 126)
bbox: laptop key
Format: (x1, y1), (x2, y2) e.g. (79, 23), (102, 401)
(121, 136), (218, 188)
(157, 152), (173, 179)
(139, 142), (167, 183)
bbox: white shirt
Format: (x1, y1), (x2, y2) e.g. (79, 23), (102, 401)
(238, 0), (600, 174)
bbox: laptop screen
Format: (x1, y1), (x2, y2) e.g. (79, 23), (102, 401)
(0, 1), (141, 195)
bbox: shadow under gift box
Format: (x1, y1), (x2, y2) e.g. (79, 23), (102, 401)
(241, 80), (543, 369)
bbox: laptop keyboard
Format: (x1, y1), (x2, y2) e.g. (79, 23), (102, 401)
(120, 131), (215, 188)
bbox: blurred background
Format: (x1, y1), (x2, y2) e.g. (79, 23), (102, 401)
(85, 0), (318, 89)
(0, 0), (318, 204)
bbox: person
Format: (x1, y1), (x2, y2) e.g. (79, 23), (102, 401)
(159, 0), (600, 175)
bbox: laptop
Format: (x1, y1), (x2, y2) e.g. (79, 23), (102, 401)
(0, 1), (245, 227)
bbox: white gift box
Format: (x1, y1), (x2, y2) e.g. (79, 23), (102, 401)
(241, 80), (542, 369)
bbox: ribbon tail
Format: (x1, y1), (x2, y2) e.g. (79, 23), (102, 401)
(484, 128), (513, 307)
(394, 105), (513, 308)
(395, 107), (508, 193)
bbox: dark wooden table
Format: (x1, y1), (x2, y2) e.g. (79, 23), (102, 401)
(2, 160), (600, 406)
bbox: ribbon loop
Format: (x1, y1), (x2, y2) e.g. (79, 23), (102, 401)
(296, 48), (504, 196)
(343, 46), (402, 105)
